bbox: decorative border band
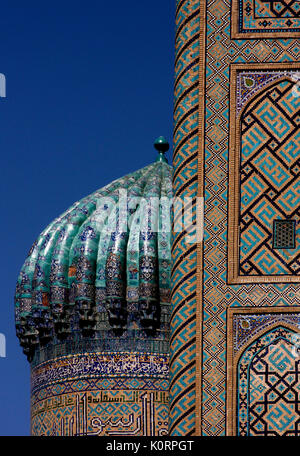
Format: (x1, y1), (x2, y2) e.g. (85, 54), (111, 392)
(31, 351), (169, 394)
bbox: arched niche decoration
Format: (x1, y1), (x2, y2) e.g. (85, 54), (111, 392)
(228, 68), (300, 284)
(227, 314), (300, 436)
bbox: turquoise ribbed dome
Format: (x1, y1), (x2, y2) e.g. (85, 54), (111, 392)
(15, 154), (173, 361)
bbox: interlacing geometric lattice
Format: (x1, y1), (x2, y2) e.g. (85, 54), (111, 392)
(237, 327), (300, 436)
(239, 79), (300, 275)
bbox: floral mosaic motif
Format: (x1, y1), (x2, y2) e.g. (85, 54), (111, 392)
(233, 313), (300, 354)
(31, 352), (170, 393)
(236, 70), (300, 115)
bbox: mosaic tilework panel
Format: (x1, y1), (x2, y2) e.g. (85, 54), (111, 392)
(227, 308), (300, 435)
(31, 352), (169, 436)
(228, 65), (300, 283)
(31, 390), (169, 436)
(201, 1), (300, 436)
(31, 352), (169, 391)
(232, 312), (300, 354)
(169, 0), (201, 436)
(237, 329), (300, 436)
(231, 0), (300, 38)
(172, 0), (300, 437)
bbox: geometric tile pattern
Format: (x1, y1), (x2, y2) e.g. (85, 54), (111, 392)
(172, 0), (300, 437)
(237, 327), (300, 436)
(169, 0), (201, 436)
(231, 0), (300, 38)
(31, 389), (169, 436)
(227, 307), (300, 435)
(273, 220), (296, 250)
(203, 11), (300, 435)
(31, 352), (169, 436)
(239, 79), (300, 275)
(228, 66), (300, 283)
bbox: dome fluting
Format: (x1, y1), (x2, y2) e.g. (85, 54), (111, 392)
(15, 148), (173, 362)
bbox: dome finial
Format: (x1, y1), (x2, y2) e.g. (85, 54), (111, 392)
(154, 136), (169, 163)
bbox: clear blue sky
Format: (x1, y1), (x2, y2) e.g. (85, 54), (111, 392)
(0, 0), (175, 435)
